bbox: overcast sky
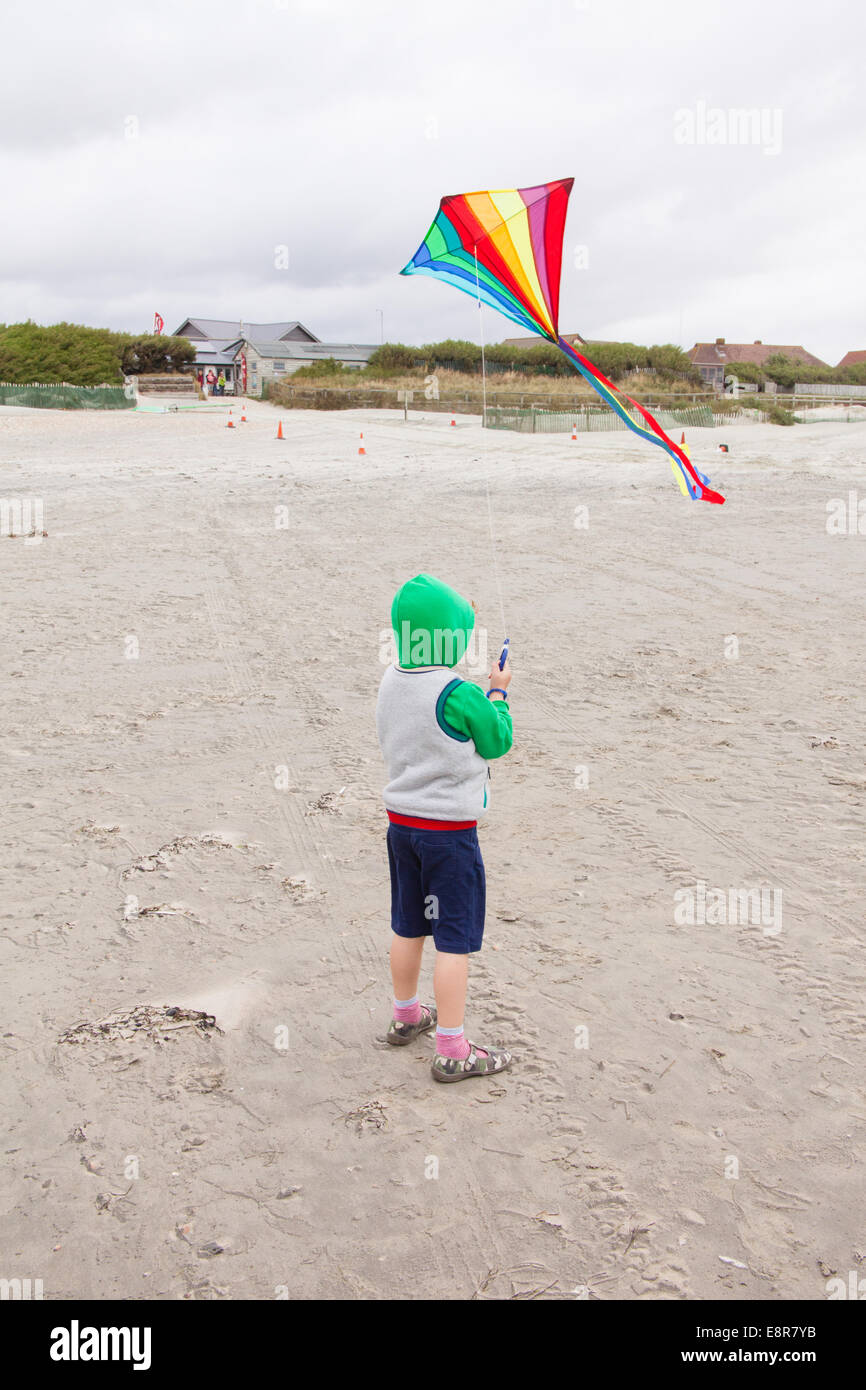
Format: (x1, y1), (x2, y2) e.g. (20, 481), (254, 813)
(3, 0), (863, 362)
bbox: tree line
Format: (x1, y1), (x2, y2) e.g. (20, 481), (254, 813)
(724, 354), (866, 390)
(0, 321), (195, 386)
(365, 339), (703, 384)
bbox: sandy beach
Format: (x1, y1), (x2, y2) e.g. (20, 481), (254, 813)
(1, 398), (864, 1301)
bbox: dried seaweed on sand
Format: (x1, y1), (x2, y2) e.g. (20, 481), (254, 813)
(58, 1004), (223, 1046)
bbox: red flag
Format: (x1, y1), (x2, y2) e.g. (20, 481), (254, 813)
(240, 352), (248, 391)
(153, 312), (164, 335)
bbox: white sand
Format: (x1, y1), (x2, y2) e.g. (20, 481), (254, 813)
(1, 398), (864, 1300)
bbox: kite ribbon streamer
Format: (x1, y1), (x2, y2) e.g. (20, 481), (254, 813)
(556, 336), (725, 504)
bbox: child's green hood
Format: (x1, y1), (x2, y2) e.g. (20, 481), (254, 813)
(391, 574), (475, 669)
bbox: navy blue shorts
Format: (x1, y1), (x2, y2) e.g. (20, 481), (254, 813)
(386, 821), (486, 955)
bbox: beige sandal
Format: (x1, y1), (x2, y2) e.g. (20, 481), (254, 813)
(431, 1041), (512, 1083)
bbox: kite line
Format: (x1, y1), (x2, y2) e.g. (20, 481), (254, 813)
(474, 261), (508, 645)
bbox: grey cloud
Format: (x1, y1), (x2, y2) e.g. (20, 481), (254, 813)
(1, 0), (863, 361)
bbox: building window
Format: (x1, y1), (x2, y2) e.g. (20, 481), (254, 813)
(273, 361), (285, 373)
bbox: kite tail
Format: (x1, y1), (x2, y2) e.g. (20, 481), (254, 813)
(556, 337), (725, 505)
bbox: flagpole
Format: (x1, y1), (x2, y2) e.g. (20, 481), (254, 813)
(474, 245), (487, 427)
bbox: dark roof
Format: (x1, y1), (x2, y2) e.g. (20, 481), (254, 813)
(240, 340), (377, 363)
(503, 332), (586, 348)
(173, 318), (320, 343)
(837, 349), (866, 369)
(189, 344), (242, 366)
(688, 340), (828, 369)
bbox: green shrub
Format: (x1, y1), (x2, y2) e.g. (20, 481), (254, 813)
(581, 340), (648, 381)
(645, 343), (703, 385)
(722, 360), (766, 388)
(420, 339), (483, 373)
(0, 321), (122, 385)
(358, 338), (709, 385)
(0, 321), (194, 385)
(762, 354), (815, 391)
(366, 343), (419, 373)
(291, 357), (348, 380)
(120, 334), (195, 375)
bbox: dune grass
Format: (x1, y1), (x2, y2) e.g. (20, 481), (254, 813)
(269, 366), (716, 414)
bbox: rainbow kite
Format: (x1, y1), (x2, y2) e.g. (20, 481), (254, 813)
(401, 178), (724, 504)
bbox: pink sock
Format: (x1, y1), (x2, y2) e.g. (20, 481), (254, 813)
(394, 995), (422, 1024)
(435, 1027), (487, 1061)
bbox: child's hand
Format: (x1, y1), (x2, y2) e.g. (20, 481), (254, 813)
(488, 657), (512, 692)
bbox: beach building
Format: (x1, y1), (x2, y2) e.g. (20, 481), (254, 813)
(172, 318), (376, 394)
(687, 338), (828, 389)
(232, 339), (378, 395)
(173, 318), (320, 391)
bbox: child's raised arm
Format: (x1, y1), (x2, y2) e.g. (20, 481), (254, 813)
(441, 660), (513, 760)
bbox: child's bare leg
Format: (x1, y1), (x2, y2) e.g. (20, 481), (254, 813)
(433, 951), (468, 1028)
(390, 934), (425, 1002)
(433, 953), (489, 1059)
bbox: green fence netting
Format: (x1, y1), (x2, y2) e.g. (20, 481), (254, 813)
(0, 382), (135, 410)
(484, 403), (716, 433)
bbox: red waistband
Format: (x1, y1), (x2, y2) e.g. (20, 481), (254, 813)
(387, 810), (477, 831)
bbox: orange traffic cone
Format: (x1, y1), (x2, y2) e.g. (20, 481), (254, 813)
(450, 415), (456, 427)
(240, 408), (247, 422)
(276, 420), (284, 440)
(680, 431), (686, 446)
(358, 433), (366, 456)
(226, 411), (234, 429)
(571, 424), (577, 440)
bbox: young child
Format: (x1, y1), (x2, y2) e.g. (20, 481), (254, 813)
(376, 573), (513, 1083)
